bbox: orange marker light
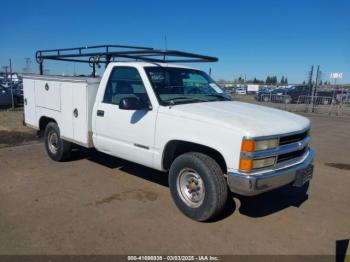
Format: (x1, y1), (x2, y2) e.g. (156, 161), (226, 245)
(239, 158), (253, 171)
(241, 140), (255, 152)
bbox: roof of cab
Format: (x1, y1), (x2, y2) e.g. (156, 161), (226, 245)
(107, 61), (198, 70)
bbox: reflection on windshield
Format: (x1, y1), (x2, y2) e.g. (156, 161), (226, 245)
(145, 67), (231, 105)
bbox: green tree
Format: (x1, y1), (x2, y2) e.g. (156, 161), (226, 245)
(285, 77), (288, 84)
(272, 76), (277, 85)
(281, 76), (285, 84)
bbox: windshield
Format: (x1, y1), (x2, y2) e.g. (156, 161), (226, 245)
(144, 67), (231, 105)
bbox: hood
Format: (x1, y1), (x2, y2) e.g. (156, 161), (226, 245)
(164, 101), (310, 137)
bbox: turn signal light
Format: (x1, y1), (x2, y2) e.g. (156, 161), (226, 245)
(241, 140), (255, 152)
(239, 158), (253, 171)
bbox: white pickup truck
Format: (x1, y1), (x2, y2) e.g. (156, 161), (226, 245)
(23, 45), (314, 221)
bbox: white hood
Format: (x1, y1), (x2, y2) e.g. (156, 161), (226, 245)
(165, 101), (310, 137)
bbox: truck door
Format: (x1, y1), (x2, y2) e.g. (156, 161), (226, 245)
(94, 66), (157, 168)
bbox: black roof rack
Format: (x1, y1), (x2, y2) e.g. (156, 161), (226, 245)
(35, 44), (218, 77)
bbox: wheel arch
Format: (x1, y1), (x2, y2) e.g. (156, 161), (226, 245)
(38, 116), (57, 135)
(162, 140), (227, 174)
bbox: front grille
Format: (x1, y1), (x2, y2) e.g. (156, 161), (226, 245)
(279, 130), (308, 146)
(277, 147), (307, 163)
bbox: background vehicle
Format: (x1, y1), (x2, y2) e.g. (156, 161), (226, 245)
(235, 88), (247, 95)
(23, 45), (314, 221)
(256, 85), (312, 103)
(336, 90), (350, 104)
(0, 86), (13, 107)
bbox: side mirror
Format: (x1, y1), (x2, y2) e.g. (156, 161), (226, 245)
(119, 97), (149, 110)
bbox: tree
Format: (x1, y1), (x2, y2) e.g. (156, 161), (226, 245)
(272, 76), (277, 85)
(280, 76), (285, 84)
(285, 77), (288, 84)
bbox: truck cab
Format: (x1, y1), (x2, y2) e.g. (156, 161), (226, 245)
(23, 45), (314, 221)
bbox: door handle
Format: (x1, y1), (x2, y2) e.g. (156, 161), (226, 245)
(97, 110), (104, 117)
(73, 108), (78, 118)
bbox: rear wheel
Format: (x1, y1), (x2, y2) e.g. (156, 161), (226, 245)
(168, 152), (228, 221)
(44, 122), (72, 161)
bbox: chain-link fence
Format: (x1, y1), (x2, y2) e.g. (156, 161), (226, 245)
(254, 93), (350, 116)
(258, 94), (292, 111)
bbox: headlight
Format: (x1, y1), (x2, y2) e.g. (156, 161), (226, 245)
(255, 139), (278, 151)
(252, 157), (276, 168)
(239, 138), (279, 172)
(241, 138), (278, 152)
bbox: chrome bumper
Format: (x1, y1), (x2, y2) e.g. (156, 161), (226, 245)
(227, 148), (314, 196)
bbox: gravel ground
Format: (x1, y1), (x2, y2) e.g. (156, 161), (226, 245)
(0, 113), (349, 256)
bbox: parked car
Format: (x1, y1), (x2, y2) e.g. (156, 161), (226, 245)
(0, 86), (13, 107)
(235, 88), (247, 95)
(256, 85), (314, 103)
(23, 45), (314, 221)
(0, 84), (23, 107)
(336, 90), (350, 104)
(255, 88), (290, 103)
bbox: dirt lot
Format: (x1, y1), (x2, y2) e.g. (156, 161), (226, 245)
(0, 112), (349, 256)
(0, 111), (38, 148)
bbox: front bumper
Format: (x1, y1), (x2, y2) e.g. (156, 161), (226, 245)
(227, 148), (314, 196)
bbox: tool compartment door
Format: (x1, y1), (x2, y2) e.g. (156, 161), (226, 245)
(23, 78), (37, 127)
(34, 80), (61, 111)
(72, 83), (88, 144)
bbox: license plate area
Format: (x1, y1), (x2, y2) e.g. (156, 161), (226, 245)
(293, 164), (314, 187)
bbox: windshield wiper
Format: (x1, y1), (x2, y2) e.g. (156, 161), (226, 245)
(163, 96), (208, 105)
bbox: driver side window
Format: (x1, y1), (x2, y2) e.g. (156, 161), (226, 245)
(103, 67), (149, 105)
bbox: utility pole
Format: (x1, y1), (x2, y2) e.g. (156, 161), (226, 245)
(310, 65), (320, 113)
(307, 65), (314, 95)
(9, 59), (15, 110)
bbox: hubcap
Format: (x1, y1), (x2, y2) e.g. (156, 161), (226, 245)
(177, 168), (205, 208)
(48, 131), (59, 154)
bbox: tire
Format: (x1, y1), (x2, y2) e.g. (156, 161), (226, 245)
(44, 122), (72, 161)
(168, 152), (228, 221)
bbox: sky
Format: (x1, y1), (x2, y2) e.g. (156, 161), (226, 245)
(1, 0), (349, 84)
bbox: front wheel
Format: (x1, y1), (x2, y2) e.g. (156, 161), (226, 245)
(44, 122), (72, 161)
(168, 152), (228, 221)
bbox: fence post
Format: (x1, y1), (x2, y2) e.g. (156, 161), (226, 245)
(9, 59), (15, 110)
